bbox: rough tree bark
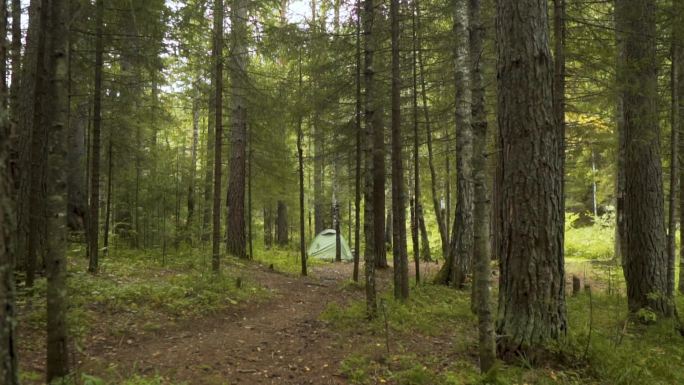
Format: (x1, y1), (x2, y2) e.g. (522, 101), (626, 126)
(676, 0), (684, 295)
(363, 0), (377, 318)
(436, 0), (473, 288)
(45, 0), (70, 378)
(0, 0), (18, 380)
(390, 0), (409, 300)
(669, 0), (681, 299)
(470, 0), (495, 372)
(226, 0), (248, 259)
(495, 0), (567, 358)
(616, 0), (672, 316)
(212, 0), (224, 272)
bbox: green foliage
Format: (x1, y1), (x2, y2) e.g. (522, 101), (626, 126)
(252, 246), (324, 275)
(565, 212), (615, 260)
(328, 278), (684, 385)
(18, 246), (266, 340)
(322, 284), (475, 337)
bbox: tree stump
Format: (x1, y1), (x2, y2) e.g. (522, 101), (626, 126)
(572, 275), (581, 295)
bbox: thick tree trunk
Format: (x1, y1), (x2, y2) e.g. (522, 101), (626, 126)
(276, 201), (288, 246)
(616, 0), (672, 316)
(495, 0), (567, 358)
(226, 0), (248, 259)
(89, 0), (104, 273)
(0, 0), (18, 381)
(677, 0), (684, 295)
(212, 0), (224, 272)
(390, 0), (409, 299)
(45, 0), (70, 379)
(470, 0), (494, 372)
(669, 3), (680, 298)
(363, 0), (377, 318)
(436, 0), (473, 288)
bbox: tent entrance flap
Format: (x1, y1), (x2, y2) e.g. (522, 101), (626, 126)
(307, 229), (353, 260)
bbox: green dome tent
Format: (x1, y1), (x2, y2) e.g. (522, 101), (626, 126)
(307, 229), (353, 261)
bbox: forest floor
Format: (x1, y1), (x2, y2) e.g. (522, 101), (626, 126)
(15, 248), (684, 385)
(17, 248), (434, 385)
(76, 262), (366, 385)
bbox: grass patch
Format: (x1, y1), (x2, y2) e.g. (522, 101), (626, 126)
(327, 280), (684, 384)
(252, 246), (325, 275)
(17, 245), (267, 342)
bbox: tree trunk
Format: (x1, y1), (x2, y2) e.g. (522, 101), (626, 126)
(614, 0), (627, 266)
(276, 201), (288, 246)
(495, 0), (567, 358)
(264, 205), (273, 249)
(298, 53), (307, 275)
(45, 0), (70, 378)
(17, 0), (48, 288)
(436, 0), (473, 288)
(669, 2), (680, 299)
(470, 0), (494, 372)
(9, 0), (20, 148)
(334, 202), (341, 262)
(248, 127), (253, 259)
(353, 0), (362, 282)
(363, 0), (377, 318)
(616, 0), (672, 316)
(67, 101), (87, 232)
(212, 0), (224, 272)
(384, 211), (392, 252)
(0, 0), (18, 380)
(103, 139), (112, 256)
(390, 0), (409, 300)
(677, 0), (684, 295)
(203, 71), (215, 243)
(411, 5), (430, 267)
(226, 0), (248, 259)
(89, 0), (104, 273)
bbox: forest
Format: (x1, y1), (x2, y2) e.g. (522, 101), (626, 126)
(1, 0), (684, 384)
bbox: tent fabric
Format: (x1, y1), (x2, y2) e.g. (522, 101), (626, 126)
(307, 229), (353, 261)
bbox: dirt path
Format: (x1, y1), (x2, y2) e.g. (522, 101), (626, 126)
(81, 263), (363, 385)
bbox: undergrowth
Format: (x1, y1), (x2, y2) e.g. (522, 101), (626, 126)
(17, 244), (267, 342)
(325, 282), (684, 385)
